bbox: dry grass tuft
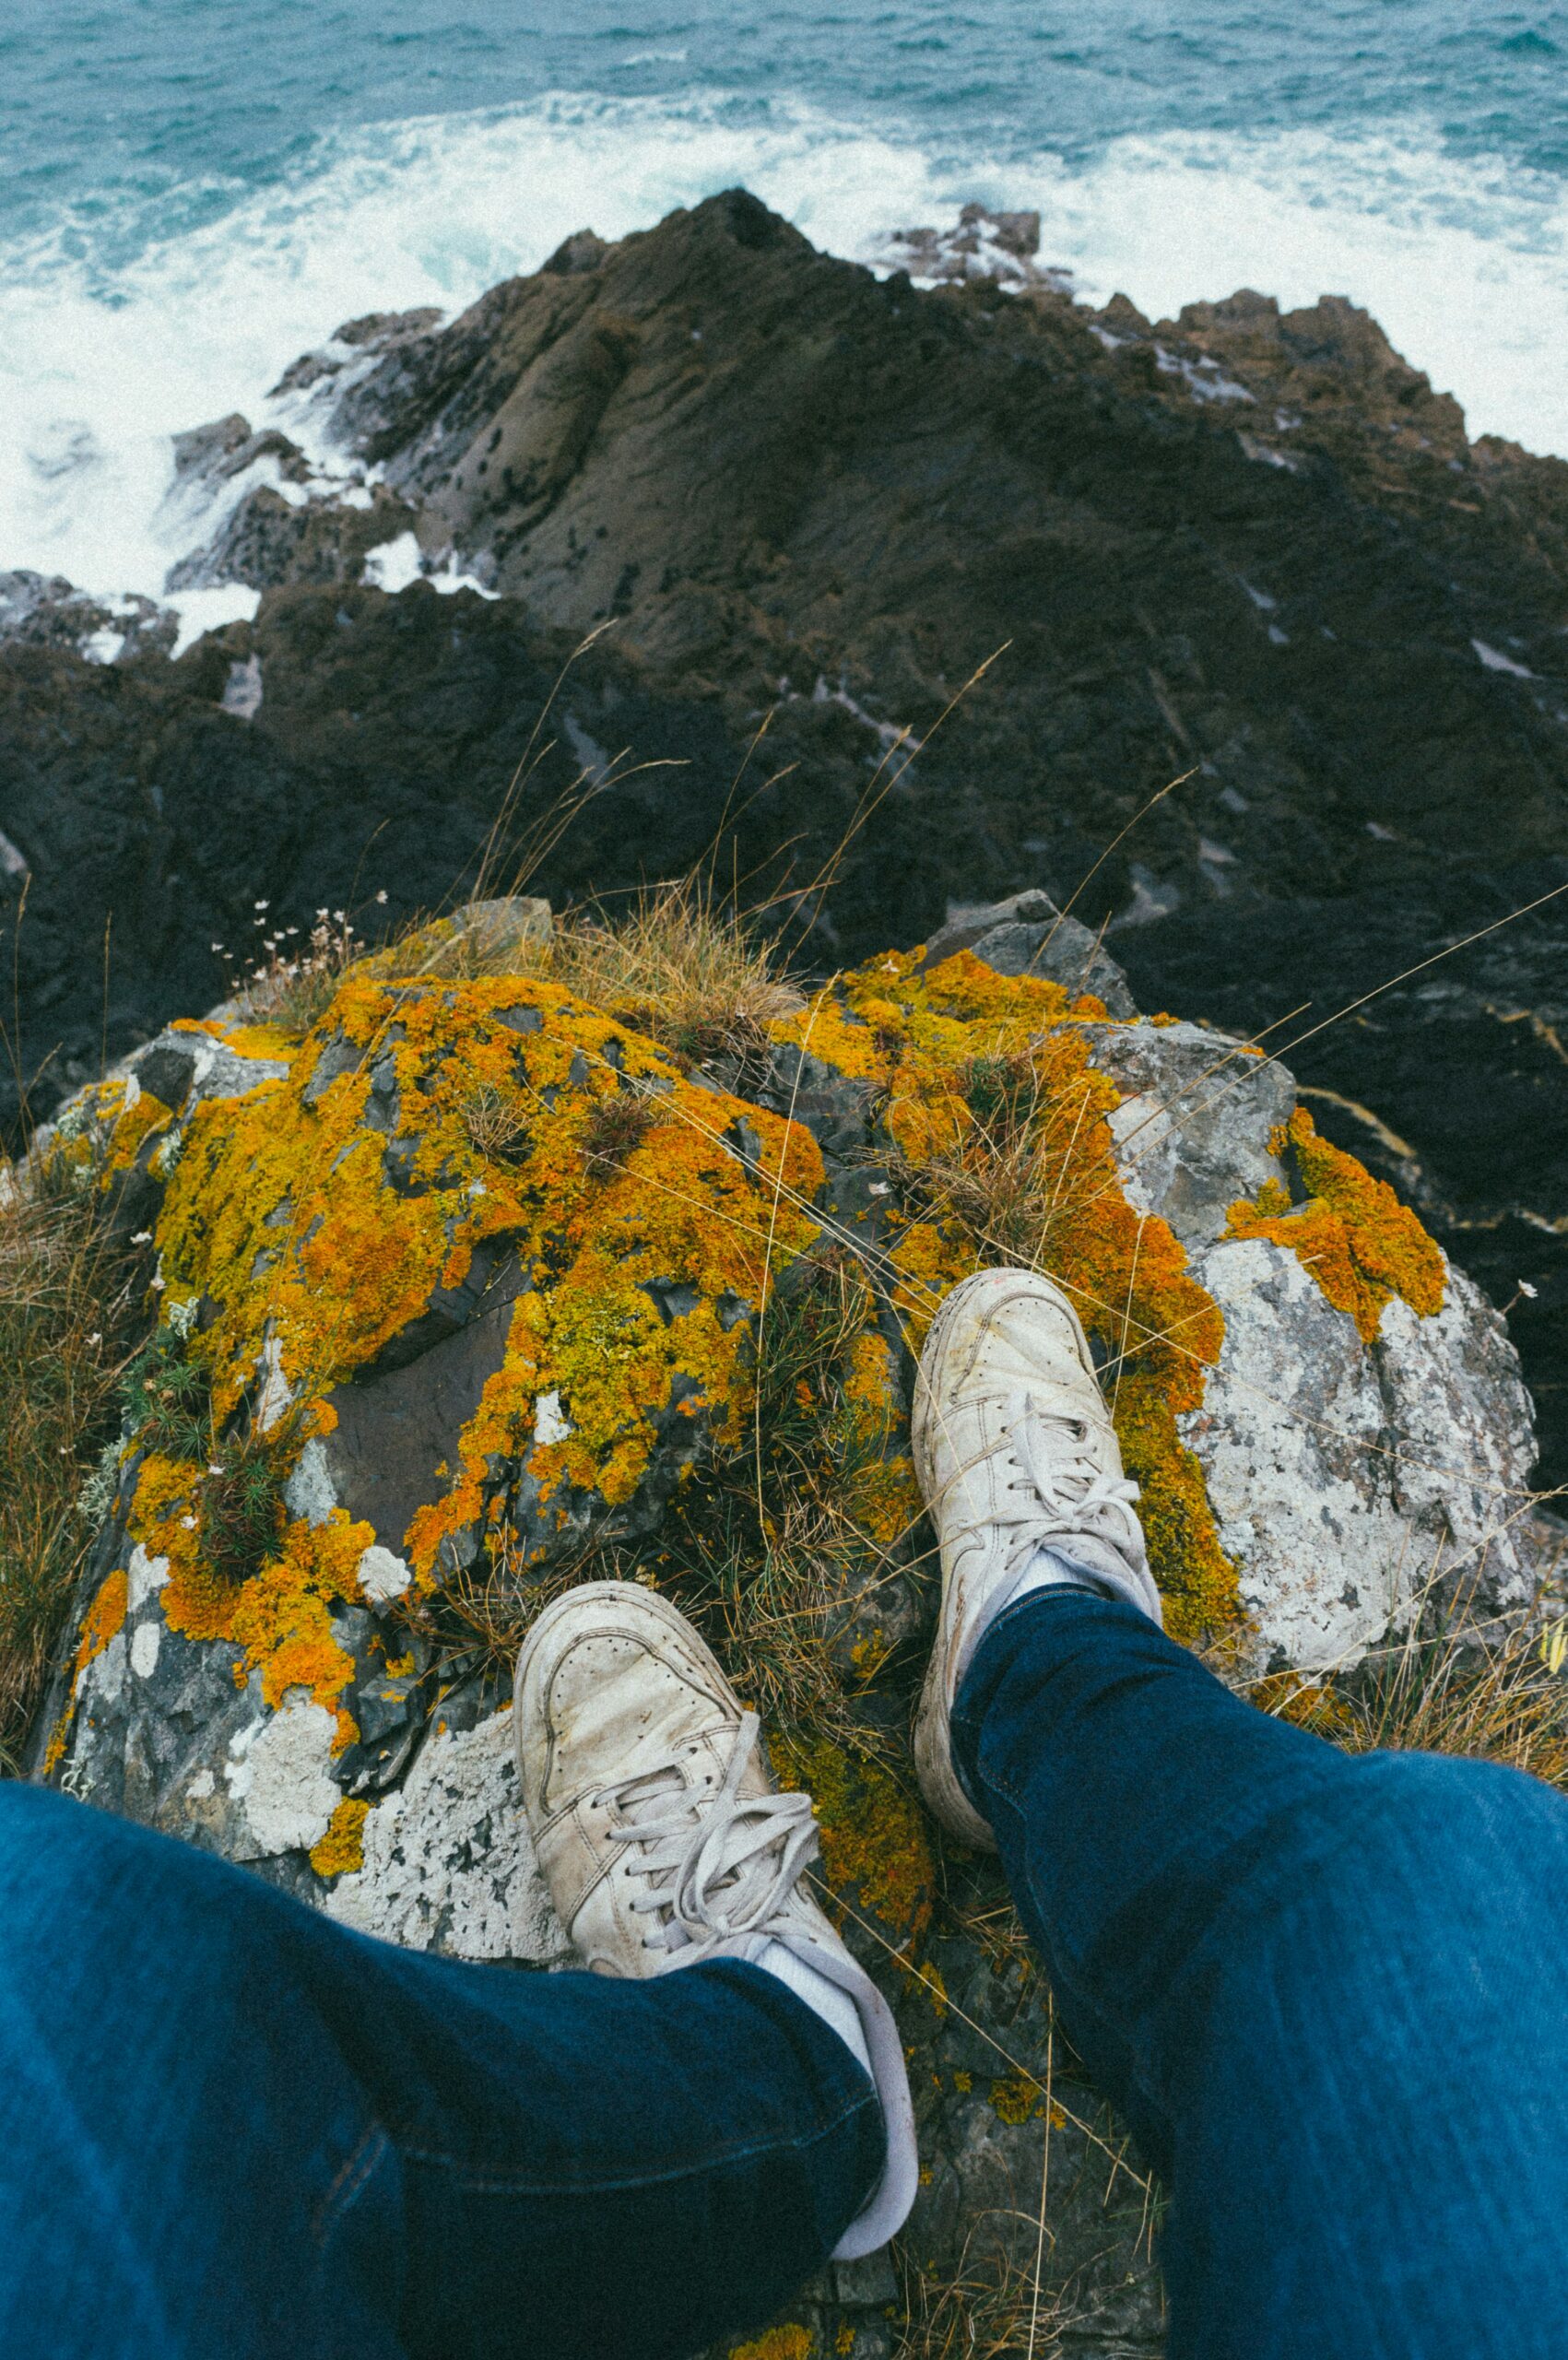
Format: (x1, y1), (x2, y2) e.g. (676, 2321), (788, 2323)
(548, 882), (805, 1068)
(460, 1083), (534, 1167)
(0, 1162), (140, 1770)
(892, 2233), (1108, 2360)
(418, 1533), (611, 1687)
(655, 1249), (912, 1750)
(883, 1051), (1065, 1268)
(581, 1085), (668, 1175)
(1266, 1614), (1568, 1788)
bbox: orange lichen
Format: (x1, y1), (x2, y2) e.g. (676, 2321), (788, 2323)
(152, 973), (824, 1584)
(1227, 1106), (1445, 1342)
(309, 1798), (370, 1879)
(227, 1512), (372, 1718)
(128, 1452), (368, 1728)
(45, 1567), (133, 1767)
(772, 950), (1238, 1643)
(773, 1731), (934, 1954)
(70, 1567), (128, 1687)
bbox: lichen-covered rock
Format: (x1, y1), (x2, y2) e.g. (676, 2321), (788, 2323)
(27, 894), (1547, 2357)
(326, 1703), (569, 1963)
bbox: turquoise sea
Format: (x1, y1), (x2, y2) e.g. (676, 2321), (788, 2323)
(4, 1), (1567, 617)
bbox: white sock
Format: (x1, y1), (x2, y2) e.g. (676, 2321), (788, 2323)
(756, 1939), (874, 2079)
(956, 1544), (1109, 1685)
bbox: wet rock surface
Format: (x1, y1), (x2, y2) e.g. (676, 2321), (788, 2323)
(28, 906), (1557, 2356)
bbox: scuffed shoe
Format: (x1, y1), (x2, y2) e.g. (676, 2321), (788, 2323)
(912, 1268), (1161, 1850)
(513, 1579), (918, 2257)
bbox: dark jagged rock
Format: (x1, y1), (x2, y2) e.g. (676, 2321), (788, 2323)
(3, 191), (1565, 1473)
(166, 480), (416, 593)
(0, 569), (178, 663)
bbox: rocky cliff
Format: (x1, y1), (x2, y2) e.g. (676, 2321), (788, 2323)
(2, 192), (1564, 1478)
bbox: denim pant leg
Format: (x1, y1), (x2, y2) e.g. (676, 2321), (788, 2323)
(0, 1784), (881, 2360)
(952, 1587), (1568, 2360)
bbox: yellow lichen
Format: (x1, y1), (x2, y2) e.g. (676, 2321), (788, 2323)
(838, 1329), (923, 1550)
(988, 2073), (1043, 2126)
(106, 1090), (173, 1173)
(728, 2328), (815, 2360)
(152, 973), (824, 1584)
(1250, 1670), (1355, 1734)
(772, 950), (1238, 1644)
(772, 1730), (934, 1955)
(1228, 1107), (1445, 1343)
(309, 1797), (370, 1879)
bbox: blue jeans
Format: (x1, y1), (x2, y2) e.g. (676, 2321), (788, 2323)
(6, 1591), (1568, 2358)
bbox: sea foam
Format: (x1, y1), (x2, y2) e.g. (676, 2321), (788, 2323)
(1, 91), (1563, 618)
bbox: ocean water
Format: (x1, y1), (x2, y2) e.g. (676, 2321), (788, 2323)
(4, 0), (1567, 624)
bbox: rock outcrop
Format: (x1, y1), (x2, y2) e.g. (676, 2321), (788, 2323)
(3, 191), (1565, 1485)
(29, 896), (1551, 2354)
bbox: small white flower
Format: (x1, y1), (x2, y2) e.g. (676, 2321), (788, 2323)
(1520, 1280), (1539, 1299)
(148, 1275), (166, 1292)
(86, 1332), (101, 1346)
(254, 898), (269, 911)
(207, 1462), (224, 1476)
(131, 1230), (153, 1245)
(868, 1181), (890, 1197)
(180, 1514), (197, 1530)
(375, 890), (388, 904)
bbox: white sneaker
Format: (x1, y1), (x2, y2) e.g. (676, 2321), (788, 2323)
(513, 1580), (918, 2259)
(911, 1268), (1161, 1850)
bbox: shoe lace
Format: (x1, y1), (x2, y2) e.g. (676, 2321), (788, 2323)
(596, 1710), (819, 1955)
(985, 1392), (1144, 1579)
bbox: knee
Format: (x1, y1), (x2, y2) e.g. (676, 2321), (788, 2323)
(1331, 1748), (1568, 1904)
(0, 1781), (104, 1882)
(1356, 1746), (1559, 1833)
(0, 1786), (141, 1929)
(0, 1786), (235, 1972)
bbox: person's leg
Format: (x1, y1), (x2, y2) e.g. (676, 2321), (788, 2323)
(910, 1266), (1568, 2359)
(0, 1779), (884, 2360)
(954, 1587), (1568, 2360)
